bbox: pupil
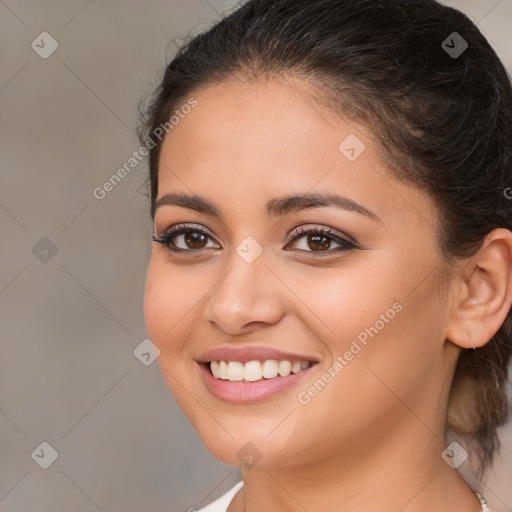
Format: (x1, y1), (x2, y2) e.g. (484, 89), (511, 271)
(182, 232), (332, 250)
(186, 232), (207, 248)
(309, 234), (329, 251)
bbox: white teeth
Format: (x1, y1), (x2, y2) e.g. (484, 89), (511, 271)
(227, 361), (244, 381)
(243, 360), (263, 381)
(278, 360), (292, 376)
(208, 359), (313, 382)
(262, 359), (279, 378)
(291, 361), (302, 374)
(218, 360), (228, 379)
(210, 360), (220, 378)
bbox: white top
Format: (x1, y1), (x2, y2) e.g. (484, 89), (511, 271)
(196, 481), (244, 512)
(196, 481), (491, 511)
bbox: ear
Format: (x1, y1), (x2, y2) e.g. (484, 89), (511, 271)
(446, 228), (512, 349)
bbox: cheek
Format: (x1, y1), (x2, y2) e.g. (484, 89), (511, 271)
(143, 259), (203, 411)
(143, 259), (166, 344)
(289, 254), (439, 410)
(143, 258), (199, 350)
(144, 256), (233, 361)
(290, 263), (401, 355)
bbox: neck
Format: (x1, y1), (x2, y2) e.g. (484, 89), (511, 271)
(231, 418), (483, 512)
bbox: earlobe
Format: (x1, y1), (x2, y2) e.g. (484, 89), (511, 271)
(446, 228), (512, 350)
(464, 330), (476, 351)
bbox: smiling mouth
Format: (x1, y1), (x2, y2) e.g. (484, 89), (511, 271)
(203, 359), (318, 382)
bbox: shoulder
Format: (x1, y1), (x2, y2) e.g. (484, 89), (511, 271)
(196, 481), (244, 512)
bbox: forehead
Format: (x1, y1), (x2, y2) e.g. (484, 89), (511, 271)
(159, 78), (366, 189)
(164, 78), (341, 162)
(157, 78), (437, 231)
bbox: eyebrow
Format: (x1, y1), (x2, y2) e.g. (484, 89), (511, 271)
(153, 192), (380, 222)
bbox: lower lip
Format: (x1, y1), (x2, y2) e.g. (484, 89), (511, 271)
(198, 362), (317, 403)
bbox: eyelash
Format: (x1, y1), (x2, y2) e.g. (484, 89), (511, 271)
(151, 223), (358, 256)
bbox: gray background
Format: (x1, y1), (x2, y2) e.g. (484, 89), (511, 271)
(0, 1), (511, 511)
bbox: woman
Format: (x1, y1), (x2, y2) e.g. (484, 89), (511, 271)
(138, 0), (512, 510)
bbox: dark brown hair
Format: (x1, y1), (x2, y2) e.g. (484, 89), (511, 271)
(137, 0), (512, 479)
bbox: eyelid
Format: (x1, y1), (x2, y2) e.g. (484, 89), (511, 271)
(156, 223), (218, 241)
(155, 223), (354, 242)
(152, 223), (221, 249)
(285, 224), (358, 247)
(153, 222), (358, 254)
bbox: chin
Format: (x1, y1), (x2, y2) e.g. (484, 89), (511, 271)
(197, 424), (302, 469)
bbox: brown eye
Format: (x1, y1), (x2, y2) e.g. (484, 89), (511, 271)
(183, 231), (208, 249)
(306, 233), (332, 251)
(152, 225), (219, 252)
(286, 226), (357, 254)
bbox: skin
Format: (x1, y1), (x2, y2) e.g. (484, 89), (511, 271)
(143, 76), (512, 512)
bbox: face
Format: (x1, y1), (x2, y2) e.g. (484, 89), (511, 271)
(144, 77), (456, 468)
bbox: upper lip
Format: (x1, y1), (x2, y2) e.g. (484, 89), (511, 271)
(196, 345), (320, 364)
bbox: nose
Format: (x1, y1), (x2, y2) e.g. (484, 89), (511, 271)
(204, 247), (285, 335)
